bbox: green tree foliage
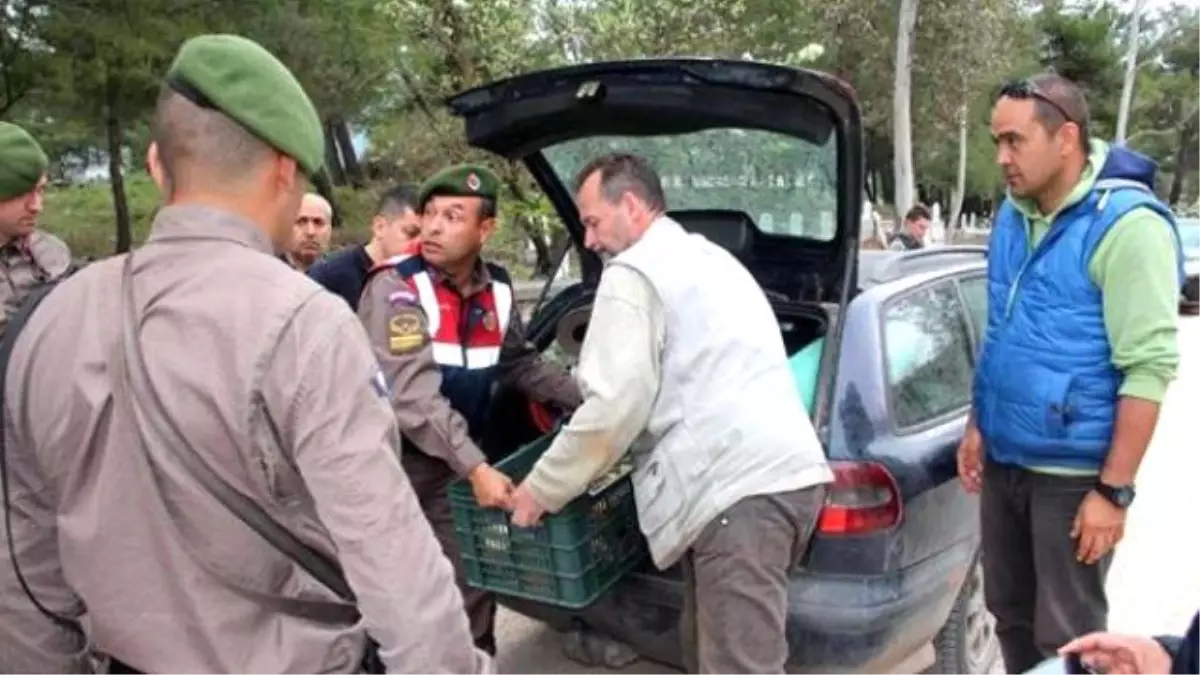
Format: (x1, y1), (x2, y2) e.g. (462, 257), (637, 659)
(2, 0), (1196, 261)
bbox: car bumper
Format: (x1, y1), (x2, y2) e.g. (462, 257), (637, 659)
(498, 538), (976, 672)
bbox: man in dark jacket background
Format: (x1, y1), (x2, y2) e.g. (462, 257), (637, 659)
(309, 183), (422, 310)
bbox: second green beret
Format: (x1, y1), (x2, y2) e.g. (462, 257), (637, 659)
(419, 164), (501, 208)
(0, 122), (48, 201)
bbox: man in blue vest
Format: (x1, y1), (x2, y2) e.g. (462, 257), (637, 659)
(357, 163), (582, 656)
(956, 73), (1183, 673)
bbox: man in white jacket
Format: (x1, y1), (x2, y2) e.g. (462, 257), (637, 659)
(510, 153), (832, 674)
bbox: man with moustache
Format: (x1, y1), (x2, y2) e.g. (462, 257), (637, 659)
(284, 192), (333, 271)
(957, 73), (1182, 673)
(358, 163), (581, 656)
(0, 122), (72, 339)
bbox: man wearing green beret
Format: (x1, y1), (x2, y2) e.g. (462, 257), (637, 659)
(358, 162), (583, 655)
(0, 35), (488, 674)
(0, 122), (72, 339)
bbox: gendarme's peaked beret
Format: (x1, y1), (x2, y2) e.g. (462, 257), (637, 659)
(166, 34), (325, 177)
(0, 122), (48, 201)
(418, 164), (501, 207)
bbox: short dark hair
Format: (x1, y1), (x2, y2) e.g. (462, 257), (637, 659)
(572, 153), (667, 212)
(376, 183), (420, 218)
(998, 73), (1091, 152)
(152, 87), (274, 195)
(478, 197), (496, 220)
(904, 204), (931, 223)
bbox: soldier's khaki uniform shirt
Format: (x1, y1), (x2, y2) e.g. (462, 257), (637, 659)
(358, 261), (582, 488)
(0, 230), (71, 338)
(0, 206), (489, 673)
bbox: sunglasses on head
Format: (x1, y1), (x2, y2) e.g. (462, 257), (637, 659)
(999, 79), (1078, 126)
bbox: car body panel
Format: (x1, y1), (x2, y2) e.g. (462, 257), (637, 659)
(498, 253), (987, 671)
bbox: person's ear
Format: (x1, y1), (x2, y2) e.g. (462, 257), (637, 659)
(147, 142), (169, 195)
(371, 215), (386, 238)
(279, 155), (302, 193)
(479, 215), (497, 244)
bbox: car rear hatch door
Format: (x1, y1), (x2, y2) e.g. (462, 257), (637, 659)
(446, 58), (866, 303)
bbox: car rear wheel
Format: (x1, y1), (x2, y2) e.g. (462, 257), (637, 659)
(930, 559), (999, 673)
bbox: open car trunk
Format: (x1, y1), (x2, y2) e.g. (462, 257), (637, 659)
(446, 58), (866, 304)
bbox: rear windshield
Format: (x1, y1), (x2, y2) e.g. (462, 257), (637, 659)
(542, 128), (838, 242)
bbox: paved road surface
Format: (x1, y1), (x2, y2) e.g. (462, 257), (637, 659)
(495, 315), (1200, 674)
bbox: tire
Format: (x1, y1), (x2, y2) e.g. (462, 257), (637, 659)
(930, 558), (999, 673)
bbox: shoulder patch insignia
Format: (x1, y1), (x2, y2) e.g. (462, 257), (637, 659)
(388, 308), (425, 354)
(388, 288), (419, 307)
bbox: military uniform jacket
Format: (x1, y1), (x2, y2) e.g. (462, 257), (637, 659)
(0, 229), (71, 339)
(358, 253), (581, 493)
(0, 206), (488, 674)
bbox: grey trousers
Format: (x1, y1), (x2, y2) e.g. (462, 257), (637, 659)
(679, 485), (826, 674)
(981, 460), (1111, 674)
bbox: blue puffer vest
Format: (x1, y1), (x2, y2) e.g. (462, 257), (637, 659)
(974, 147), (1183, 471)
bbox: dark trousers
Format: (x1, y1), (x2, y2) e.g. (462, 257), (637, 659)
(679, 485), (826, 674)
(981, 460), (1111, 674)
(403, 452), (498, 656)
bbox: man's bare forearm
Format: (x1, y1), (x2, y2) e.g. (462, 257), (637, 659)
(1099, 396), (1160, 486)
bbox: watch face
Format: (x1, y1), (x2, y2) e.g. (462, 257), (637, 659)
(1102, 484), (1136, 508)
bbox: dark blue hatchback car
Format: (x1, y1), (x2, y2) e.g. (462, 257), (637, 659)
(460, 58), (999, 673)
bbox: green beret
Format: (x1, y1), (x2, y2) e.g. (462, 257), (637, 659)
(0, 122), (48, 201)
(419, 164), (501, 208)
(166, 34), (324, 177)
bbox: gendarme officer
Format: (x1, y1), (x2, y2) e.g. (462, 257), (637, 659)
(358, 163), (582, 655)
(0, 35), (489, 673)
(0, 122), (71, 339)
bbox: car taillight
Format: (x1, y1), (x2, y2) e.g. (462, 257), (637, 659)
(816, 461), (902, 535)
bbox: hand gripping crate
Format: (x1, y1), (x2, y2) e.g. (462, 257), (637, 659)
(448, 433), (648, 609)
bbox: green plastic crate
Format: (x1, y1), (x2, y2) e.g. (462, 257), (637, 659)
(449, 433), (648, 609)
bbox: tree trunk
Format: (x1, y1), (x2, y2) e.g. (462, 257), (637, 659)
(332, 119), (364, 188)
(1115, 0), (1145, 145)
(892, 0), (919, 219)
(105, 72), (132, 254)
(505, 178), (554, 276)
(948, 101), (969, 233)
(1168, 123), (1188, 205)
(323, 120), (347, 186)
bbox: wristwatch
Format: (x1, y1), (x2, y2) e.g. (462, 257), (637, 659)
(1094, 481), (1136, 508)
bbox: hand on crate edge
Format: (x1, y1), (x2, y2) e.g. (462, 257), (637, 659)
(510, 483), (548, 528)
(469, 463), (515, 510)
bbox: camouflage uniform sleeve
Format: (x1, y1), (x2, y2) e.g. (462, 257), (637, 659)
(496, 302), (583, 410)
(357, 270), (486, 478)
(29, 231), (72, 278)
(267, 292), (491, 674)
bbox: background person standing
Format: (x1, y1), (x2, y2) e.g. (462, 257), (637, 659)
(888, 204), (931, 250)
(309, 183), (422, 311)
(957, 73), (1182, 673)
(285, 192), (333, 271)
(0, 122), (71, 339)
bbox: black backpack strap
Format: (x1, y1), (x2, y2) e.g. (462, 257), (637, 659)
(0, 270), (80, 630)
